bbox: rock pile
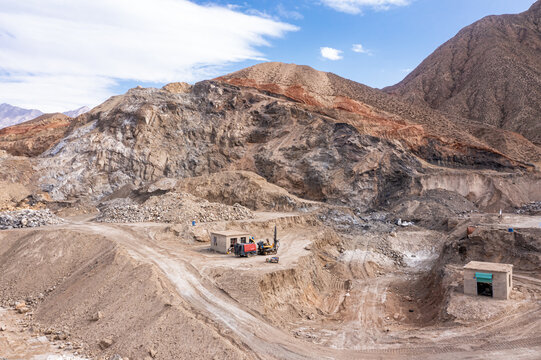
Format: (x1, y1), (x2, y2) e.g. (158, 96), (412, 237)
(96, 192), (253, 224)
(0, 209), (63, 230)
(515, 201), (541, 215)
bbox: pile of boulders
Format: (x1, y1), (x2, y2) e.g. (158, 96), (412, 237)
(515, 201), (541, 215)
(0, 209), (64, 230)
(96, 192), (253, 224)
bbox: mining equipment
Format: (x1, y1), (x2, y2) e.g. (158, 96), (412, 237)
(234, 242), (257, 257)
(266, 256), (279, 264)
(257, 225), (280, 255)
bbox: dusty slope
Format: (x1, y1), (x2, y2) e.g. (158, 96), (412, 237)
(0, 227), (251, 360)
(0, 113), (72, 156)
(385, 1), (541, 145)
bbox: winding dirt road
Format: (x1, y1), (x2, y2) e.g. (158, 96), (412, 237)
(59, 219), (541, 360)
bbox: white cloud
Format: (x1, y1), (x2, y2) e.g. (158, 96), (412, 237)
(320, 0), (410, 14)
(0, 0), (297, 112)
(320, 47), (343, 60)
(352, 43), (373, 55)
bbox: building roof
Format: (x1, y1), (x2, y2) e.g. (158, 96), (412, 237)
(210, 230), (251, 237)
(464, 261), (513, 272)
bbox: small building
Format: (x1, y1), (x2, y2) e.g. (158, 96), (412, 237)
(210, 230), (251, 254)
(463, 261), (513, 300)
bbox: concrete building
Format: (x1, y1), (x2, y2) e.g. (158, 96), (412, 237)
(210, 230), (251, 254)
(463, 261), (513, 300)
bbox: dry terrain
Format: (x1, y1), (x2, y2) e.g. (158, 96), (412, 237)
(1, 4), (541, 359)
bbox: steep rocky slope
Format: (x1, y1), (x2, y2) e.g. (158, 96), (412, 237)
(0, 113), (72, 156)
(385, 1), (541, 144)
(34, 71), (540, 212)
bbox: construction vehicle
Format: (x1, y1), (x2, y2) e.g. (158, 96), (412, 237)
(234, 242), (257, 257)
(257, 225), (279, 255)
(266, 256), (279, 264)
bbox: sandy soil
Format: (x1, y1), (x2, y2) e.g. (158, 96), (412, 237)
(0, 307), (87, 360)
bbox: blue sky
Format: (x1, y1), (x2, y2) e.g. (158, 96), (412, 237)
(0, 0), (536, 112)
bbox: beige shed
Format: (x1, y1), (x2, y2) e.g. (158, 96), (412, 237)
(463, 261), (513, 300)
(210, 230), (251, 254)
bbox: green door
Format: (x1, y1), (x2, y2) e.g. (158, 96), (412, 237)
(475, 272), (493, 283)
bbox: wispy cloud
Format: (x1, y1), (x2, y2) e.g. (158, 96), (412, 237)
(0, 0), (297, 112)
(276, 4), (304, 20)
(320, 47), (343, 60)
(352, 43), (373, 55)
(320, 0), (411, 14)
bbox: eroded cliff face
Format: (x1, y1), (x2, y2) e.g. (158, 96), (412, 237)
(36, 81), (421, 207)
(33, 73), (536, 210)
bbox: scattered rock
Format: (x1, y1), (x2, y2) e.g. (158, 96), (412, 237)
(92, 311), (103, 321)
(0, 324), (6, 331)
(99, 338), (114, 349)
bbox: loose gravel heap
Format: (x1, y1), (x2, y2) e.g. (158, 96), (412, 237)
(515, 201), (541, 215)
(0, 209), (64, 230)
(96, 192), (253, 223)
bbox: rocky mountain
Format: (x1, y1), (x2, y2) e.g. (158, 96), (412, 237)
(0, 103), (43, 129)
(217, 62), (541, 165)
(385, 1), (541, 144)
(26, 62), (537, 213)
(0, 113), (72, 157)
(63, 106), (90, 118)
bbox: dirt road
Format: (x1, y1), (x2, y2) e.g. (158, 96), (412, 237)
(61, 219), (541, 360)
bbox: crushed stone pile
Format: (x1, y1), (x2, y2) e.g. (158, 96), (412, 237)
(515, 201), (541, 215)
(0, 209), (63, 230)
(96, 192), (253, 223)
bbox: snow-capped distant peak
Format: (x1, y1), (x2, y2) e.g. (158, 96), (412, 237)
(63, 106), (91, 118)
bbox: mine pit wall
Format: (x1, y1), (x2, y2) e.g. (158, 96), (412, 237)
(258, 232), (348, 327)
(416, 172), (541, 212)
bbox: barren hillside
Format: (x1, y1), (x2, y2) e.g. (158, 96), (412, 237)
(385, 1), (541, 145)
(0, 113), (72, 157)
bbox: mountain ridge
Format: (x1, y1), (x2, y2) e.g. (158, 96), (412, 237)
(384, 0), (541, 144)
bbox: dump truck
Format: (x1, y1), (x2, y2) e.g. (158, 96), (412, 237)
(257, 225), (279, 255)
(234, 242), (257, 257)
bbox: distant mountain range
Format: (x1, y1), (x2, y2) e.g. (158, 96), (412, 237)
(0, 103), (43, 129)
(0, 103), (90, 130)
